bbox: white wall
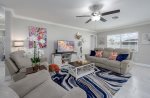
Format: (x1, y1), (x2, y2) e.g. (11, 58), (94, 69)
(10, 17), (96, 63)
(97, 24), (150, 65)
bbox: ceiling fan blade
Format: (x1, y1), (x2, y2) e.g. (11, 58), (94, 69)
(100, 17), (107, 22)
(76, 15), (91, 17)
(102, 9), (120, 16)
(85, 19), (91, 23)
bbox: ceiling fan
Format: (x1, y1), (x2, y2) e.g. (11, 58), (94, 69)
(76, 4), (120, 23)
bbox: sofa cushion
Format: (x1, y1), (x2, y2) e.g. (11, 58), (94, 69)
(103, 60), (121, 68)
(90, 50), (96, 56)
(5, 58), (19, 74)
(23, 79), (67, 98)
(86, 55), (106, 63)
(102, 48), (114, 58)
(0, 85), (19, 98)
(10, 50), (32, 69)
(9, 70), (50, 98)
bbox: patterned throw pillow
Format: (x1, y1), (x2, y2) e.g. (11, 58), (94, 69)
(95, 51), (103, 57)
(109, 52), (118, 60)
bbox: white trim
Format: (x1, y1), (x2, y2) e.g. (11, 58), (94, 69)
(135, 63), (150, 67)
(5, 8), (96, 33)
(98, 21), (150, 32)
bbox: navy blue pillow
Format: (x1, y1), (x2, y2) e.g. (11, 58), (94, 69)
(90, 50), (96, 56)
(116, 54), (129, 62)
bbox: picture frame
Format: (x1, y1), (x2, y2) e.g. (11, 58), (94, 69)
(141, 33), (150, 44)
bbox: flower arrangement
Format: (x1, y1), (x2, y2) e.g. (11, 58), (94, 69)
(24, 41), (44, 66)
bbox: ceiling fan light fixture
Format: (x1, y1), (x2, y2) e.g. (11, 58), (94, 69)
(91, 15), (100, 21)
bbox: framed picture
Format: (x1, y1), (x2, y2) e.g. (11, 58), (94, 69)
(29, 26), (47, 48)
(141, 33), (150, 44)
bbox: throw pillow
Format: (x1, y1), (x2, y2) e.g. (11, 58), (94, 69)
(109, 52), (118, 60)
(116, 54), (129, 62)
(90, 50), (96, 56)
(95, 51), (103, 57)
(10, 51), (32, 69)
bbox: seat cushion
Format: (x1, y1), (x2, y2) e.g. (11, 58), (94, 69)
(10, 50), (32, 69)
(0, 85), (19, 98)
(23, 79), (67, 98)
(103, 60), (121, 68)
(86, 56), (107, 63)
(10, 70), (50, 98)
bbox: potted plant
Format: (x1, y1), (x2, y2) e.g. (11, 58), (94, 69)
(31, 41), (40, 68)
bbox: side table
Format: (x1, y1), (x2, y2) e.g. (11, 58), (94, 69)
(26, 65), (47, 75)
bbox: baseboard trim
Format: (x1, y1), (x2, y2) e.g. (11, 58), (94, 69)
(135, 63), (150, 67)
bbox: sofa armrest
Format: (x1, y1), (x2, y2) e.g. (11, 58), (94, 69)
(62, 87), (86, 98)
(9, 70), (50, 98)
(120, 60), (134, 74)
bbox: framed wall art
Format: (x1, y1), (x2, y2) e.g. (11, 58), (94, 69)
(29, 26), (47, 48)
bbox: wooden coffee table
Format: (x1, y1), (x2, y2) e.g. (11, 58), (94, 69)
(68, 60), (95, 79)
(26, 65), (47, 75)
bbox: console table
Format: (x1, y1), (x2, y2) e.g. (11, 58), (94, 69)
(51, 52), (78, 68)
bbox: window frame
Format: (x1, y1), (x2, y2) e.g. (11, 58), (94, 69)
(106, 32), (139, 52)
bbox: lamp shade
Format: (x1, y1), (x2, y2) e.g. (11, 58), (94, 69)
(13, 40), (24, 47)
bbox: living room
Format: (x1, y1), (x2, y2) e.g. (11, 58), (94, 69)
(0, 0), (150, 98)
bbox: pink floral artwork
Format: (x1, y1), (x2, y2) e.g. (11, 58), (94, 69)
(29, 26), (47, 48)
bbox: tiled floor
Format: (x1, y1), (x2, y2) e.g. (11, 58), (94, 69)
(0, 61), (13, 86)
(0, 61), (5, 85)
(0, 62), (150, 98)
(114, 65), (150, 98)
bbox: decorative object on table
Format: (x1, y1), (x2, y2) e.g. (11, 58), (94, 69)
(30, 41), (40, 67)
(24, 41), (44, 68)
(75, 33), (84, 59)
(51, 67), (131, 98)
(141, 33), (150, 44)
(29, 26), (47, 48)
(49, 64), (60, 73)
(13, 40), (24, 50)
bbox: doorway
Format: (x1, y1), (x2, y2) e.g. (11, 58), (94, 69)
(90, 35), (97, 50)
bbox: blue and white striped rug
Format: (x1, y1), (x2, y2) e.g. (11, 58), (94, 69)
(51, 67), (131, 98)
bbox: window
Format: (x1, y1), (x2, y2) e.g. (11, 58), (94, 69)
(107, 32), (138, 51)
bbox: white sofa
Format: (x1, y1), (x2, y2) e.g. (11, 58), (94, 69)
(85, 48), (134, 74)
(0, 70), (86, 98)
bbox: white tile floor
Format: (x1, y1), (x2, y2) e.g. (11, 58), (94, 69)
(0, 61), (5, 85)
(0, 62), (150, 98)
(114, 65), (150, 98)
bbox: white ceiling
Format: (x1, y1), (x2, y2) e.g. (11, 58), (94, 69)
(0, 0), (150, 32)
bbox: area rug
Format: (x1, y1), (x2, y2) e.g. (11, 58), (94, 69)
(51, 67), (131, 98)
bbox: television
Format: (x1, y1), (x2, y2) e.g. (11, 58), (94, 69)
(57, 40), (74, 53)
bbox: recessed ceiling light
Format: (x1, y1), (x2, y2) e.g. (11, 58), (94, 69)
(112, 16), (119, 19)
